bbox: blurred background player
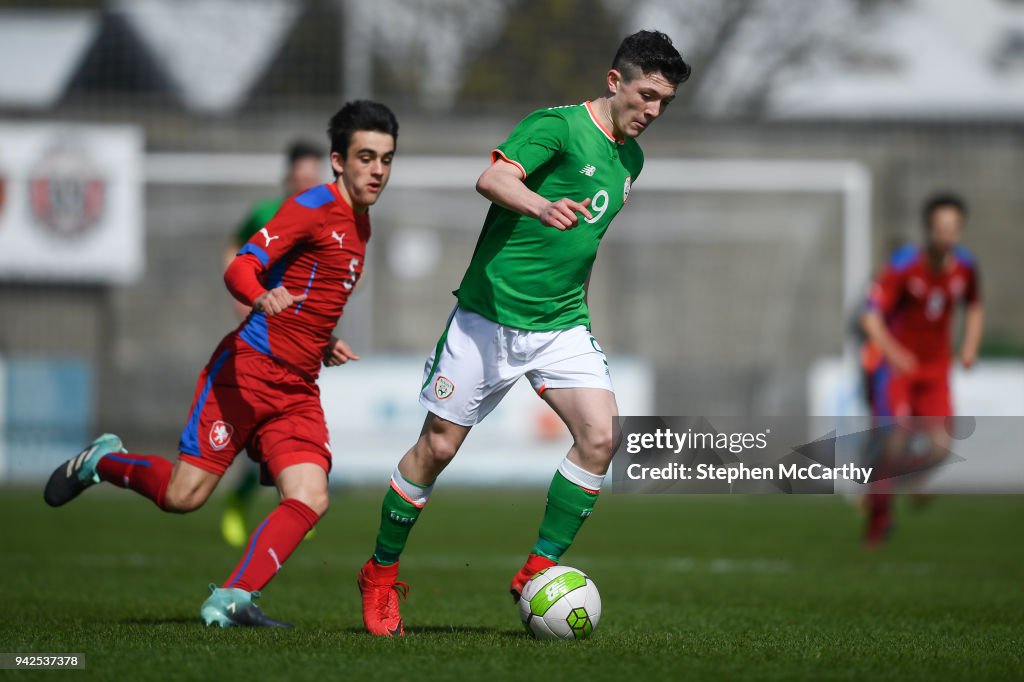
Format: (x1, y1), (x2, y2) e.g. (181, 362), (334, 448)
(355, 30), (690, 637)
(859, 192), (984, 546)
(220, 141), (325, 548)
(43, 100), (398, 627)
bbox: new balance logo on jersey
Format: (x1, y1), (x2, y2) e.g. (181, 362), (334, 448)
(579, 164), (596, 176)
(259, 227), (280, 247)
(331, 230), (345, 249)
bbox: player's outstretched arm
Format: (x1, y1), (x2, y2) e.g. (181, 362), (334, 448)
(324, 335), (360, 367)
(476, 160), (592, 230)
(960, 302), (984, 368)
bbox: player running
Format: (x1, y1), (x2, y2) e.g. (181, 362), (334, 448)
(220, 140), (325, 549)
(860, 192), (983, 546)
(44, 100), (399, 628)
(356, 30), (690, 636)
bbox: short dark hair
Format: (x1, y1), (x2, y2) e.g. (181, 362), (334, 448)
(922, 192), (968, 228)
(612, 30), (691, 86)
(327, 100), (399, 160)
(287, 140), (323, 165)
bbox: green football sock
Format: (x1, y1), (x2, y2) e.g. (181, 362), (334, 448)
(532, 461), (603, 561)
(373, 469), (432, 566)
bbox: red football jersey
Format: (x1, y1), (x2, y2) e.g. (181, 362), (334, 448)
(865, 244), (980, 365)
(230, 183), (370, 379)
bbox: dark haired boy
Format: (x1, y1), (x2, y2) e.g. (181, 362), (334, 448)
(44, 100), (399, 627)
(357, 30), (690, 637)
(860, 192), (983, 545)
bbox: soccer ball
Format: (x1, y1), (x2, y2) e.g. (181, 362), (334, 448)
(518, 565), (601, 640)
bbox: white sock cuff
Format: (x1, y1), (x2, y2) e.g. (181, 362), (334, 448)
(390, 468), (433, 508)
(558, 457), (604, 492)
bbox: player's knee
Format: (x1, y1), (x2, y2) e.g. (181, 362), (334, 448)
(422, 431), (459, 467)
(610, 426), (623, 454)
(162, 485), (208, 513)
(578, 427), (617, 462)
(290, 490), (329, 518)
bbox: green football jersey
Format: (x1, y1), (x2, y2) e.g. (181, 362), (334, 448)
(456, 102), (643, 331)
(234, 196), (284, 245)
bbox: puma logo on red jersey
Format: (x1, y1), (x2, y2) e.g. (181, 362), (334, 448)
(259, 227), (280, 247)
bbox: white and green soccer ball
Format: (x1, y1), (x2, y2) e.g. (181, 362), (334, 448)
(518, 565), (601, 640)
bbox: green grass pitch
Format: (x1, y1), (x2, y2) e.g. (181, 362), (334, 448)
(1, 487), (1022, 681)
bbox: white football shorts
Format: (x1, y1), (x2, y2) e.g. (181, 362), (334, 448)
(418, 306), (614, 426)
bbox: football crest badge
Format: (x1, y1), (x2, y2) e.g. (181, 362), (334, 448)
(29, 146), (106, 236)
(209, 421), (234, 450)
(434, 376), (455, 400)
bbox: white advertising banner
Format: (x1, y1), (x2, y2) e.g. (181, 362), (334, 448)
(0, 123), (143, 283)
(319, 355), (654, 486)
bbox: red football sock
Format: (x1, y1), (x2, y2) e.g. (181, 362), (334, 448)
(867, 478), (893, 519)
(223, 498), (321, 593)
(864, 479), (893, 546)
(96, 452), (173, 510)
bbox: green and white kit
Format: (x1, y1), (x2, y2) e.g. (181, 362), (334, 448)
(420, 102), (643, 425)
(419, 306), (612, 426)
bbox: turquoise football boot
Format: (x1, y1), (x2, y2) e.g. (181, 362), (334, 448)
(43, 433), (125, 507)
(200, 584), (293, 628)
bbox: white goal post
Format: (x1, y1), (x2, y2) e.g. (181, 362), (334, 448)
(147, 153), (872, 358)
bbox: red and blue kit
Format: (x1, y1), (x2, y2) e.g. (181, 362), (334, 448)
(179, 183), (370, 479)
(864, 244), (980, 417)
